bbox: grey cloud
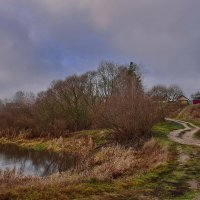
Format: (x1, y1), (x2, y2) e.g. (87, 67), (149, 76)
(0, 0), (199, 98)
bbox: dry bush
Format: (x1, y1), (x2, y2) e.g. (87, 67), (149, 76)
(94, 81), (160, 146)
(178, 104), (200, 120)
(163, 102), (184, 118)
(190, 105), (200, 118)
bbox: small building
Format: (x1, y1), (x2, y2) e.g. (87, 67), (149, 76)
(193, 99), (200, 105)
(178, 95), (189, 105)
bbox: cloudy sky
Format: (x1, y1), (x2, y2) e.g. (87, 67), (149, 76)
(0, 0), (200, 98)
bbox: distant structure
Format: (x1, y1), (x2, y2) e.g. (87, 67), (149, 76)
(178, 95), (189, 105)
(192, 99), (200, 105)
(177, 95), (200, 105)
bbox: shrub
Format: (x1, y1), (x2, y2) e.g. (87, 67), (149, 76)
(94, 77), (160, 146)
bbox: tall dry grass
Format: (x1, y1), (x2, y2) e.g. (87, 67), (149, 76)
(80, 139), (168, 181)
(0, 139), (168, 193)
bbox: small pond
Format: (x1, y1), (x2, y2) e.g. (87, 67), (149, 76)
(0, 143), (77, 176)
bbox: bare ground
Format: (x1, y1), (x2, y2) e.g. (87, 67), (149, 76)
(167, 118), (200, 199)
(166, 118), (200, 147)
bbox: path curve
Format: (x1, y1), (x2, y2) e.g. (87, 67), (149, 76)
(166, 118), (200, 147)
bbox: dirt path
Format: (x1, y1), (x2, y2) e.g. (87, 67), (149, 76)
(166, 118), (200, 147)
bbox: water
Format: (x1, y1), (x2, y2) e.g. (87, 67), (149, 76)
(0, 143), (77, 176)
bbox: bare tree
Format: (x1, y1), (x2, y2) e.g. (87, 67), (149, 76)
(97, 61), (119, 99)
(148, 85), (168, 101)
(0, 60), (162, 141)
(191, 91), (200, 100)
(94, 70), (159, 146)
(13, 91), (25, 103)
(167, 84), (183, 101)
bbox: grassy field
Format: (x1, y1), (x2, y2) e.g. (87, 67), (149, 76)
(1, 120), (198, 200)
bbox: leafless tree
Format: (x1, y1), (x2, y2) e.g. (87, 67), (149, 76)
(94, 68), (158, 146)
(191, 91), (200, 100)
(148, 85), (168, 101)
(167, 84), (183, 101)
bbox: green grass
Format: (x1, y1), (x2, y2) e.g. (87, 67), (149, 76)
(34, 143), (47, 151)
(151, 121), (200, 199)
(152, 121), (184, 142)
(2, 121), (200, 200)
(130, 144), (191, 199)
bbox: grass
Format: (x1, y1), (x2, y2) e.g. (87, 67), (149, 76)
(150, 120), (200, 199)
(1, 120), (200, 199)
(185, 122), (195, 129)
(0, 129), (110, 154)
(34, 143), (47, 151)
(177, 105), (200, 128)
(188, 120), (200, 127)
(0, 120), (185, 200)
(194, 130), (200, 140)
(152, 121), (184, 142)
(0, 139), (168, 199)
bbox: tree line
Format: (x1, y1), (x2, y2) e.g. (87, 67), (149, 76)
(0, 61), (186, 145)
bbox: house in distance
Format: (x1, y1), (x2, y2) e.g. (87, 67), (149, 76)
(178, 95), (200, 105)
(178, 95), (190, 105)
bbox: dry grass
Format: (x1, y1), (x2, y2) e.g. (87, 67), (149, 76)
(0, 138), (168, 197)
(85, 139), (168, 181)
(0, 140), (168, 200)
(178, 105), (200, 121)
(0, 134), (97, 154)
(0, 169), (40, 190)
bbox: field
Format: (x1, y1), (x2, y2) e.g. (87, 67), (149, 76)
(0, 120), (193, 200)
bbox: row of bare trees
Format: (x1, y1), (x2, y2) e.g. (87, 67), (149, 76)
(148, 84), (183, 102)
(148, 84), (184, 118)
(0, 61), (164, 144)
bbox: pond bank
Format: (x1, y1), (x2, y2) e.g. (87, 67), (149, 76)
(0, 143), (77, 176)
(0, 129), (109, 154)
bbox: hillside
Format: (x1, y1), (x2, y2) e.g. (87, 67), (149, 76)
(178, 104), (200, 125)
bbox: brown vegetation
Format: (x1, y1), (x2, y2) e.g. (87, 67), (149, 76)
(0, 61), (162, 146)
(0, 139), (168, 197)
(148, 84), (185, 119)
(80, 139), (168, 181)
(178, 104), (200, 121)
(95, 80), (160, 145)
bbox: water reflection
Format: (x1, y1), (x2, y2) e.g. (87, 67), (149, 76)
(0, 144), (76, 176)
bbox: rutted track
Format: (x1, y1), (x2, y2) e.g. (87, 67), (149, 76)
(166, 118), (200, 147)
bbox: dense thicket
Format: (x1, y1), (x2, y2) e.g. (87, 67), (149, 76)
(0, 61), (161, 144)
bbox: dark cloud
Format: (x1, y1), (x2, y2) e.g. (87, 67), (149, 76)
(0, 0), (199, 98)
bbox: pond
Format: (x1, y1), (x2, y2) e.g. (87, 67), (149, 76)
(0, 143), (77, 176)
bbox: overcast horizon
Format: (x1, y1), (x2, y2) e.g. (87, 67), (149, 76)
(0, 0), (200, 99)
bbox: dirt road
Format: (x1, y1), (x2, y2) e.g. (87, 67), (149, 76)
(166, 118), (200, 147)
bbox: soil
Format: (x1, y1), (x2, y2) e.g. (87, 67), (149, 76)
(167, 118), (200, 147)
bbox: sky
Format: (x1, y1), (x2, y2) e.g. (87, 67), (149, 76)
(0, 0), (200, 99)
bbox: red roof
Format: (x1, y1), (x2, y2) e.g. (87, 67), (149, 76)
(193, 100), (200, 104)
